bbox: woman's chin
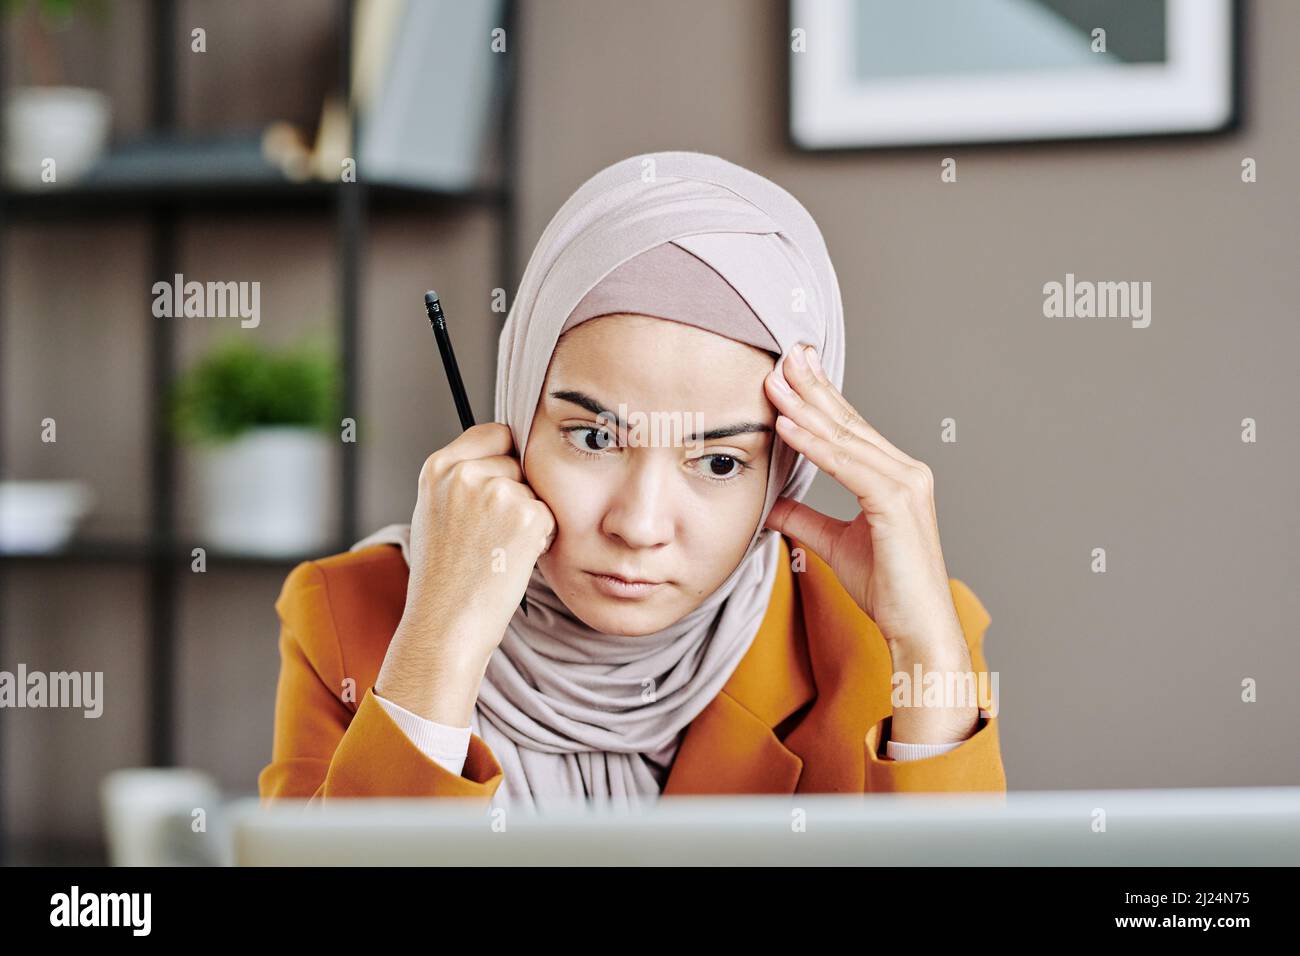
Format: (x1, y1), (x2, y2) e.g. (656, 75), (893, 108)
(565, 589), (678, 636)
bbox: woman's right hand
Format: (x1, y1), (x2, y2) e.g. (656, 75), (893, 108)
(375, 422), (556, 726)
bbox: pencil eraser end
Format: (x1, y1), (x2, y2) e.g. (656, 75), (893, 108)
(424, 290), (439, 308)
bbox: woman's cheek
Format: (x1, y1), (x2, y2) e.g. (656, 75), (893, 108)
(555, 463), (609, 532)
(530, 455), (605, 549)
(698, 480), (767, 585)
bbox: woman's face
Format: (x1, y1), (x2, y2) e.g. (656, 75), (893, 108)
(524, 313), (777, 636)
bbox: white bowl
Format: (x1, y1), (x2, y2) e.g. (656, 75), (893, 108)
(0, 479), (95, 552)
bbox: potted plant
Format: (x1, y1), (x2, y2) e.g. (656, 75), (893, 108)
(170, 336), (340, 556)
(3, 0), (112, 187)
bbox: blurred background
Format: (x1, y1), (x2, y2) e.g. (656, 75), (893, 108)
(1, 0), (1296, 865)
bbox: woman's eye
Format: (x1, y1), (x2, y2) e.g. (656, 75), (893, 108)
(699, 455), (744, 481)
(564, 425), (617, 453)
(582, 427), (615, 451)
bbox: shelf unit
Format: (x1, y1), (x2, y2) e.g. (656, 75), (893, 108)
(0, 0), (520, 862)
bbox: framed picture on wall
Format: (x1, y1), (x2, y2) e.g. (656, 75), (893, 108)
(789, 0), (1238, 149)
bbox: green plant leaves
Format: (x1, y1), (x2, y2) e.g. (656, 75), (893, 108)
(169, 337), (340, 445)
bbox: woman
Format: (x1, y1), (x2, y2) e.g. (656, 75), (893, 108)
(258, 151), (1005, 812)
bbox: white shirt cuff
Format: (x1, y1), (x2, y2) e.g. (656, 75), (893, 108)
(885, 738), (967, 761)
(373, 692), (472, 777)
(883, 709), (989, 761)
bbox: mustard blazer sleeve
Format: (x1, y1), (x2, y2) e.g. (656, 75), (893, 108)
(861, 578), (1007, 794)
(257, 560), (504, 805)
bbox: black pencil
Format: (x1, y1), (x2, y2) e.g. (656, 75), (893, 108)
(424, 291), (529, 618)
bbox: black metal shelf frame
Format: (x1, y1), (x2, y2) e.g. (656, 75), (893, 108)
(0, 0), (520, 863)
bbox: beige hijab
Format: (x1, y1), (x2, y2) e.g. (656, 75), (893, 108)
(353, 151), (845, 812)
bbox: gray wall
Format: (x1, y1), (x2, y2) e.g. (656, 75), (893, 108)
(3, 0), (1296, 855)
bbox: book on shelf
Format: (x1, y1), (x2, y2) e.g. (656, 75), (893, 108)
(345, 0), (507, 193)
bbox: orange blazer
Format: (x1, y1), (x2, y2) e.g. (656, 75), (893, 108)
(258, 534), (1006, 804)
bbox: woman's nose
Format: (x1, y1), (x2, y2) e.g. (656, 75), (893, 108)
(599, 455), (675, 549)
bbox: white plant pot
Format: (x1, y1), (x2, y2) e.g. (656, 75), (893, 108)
(192, 426), (334, 556)
(4, 85), (111, 187)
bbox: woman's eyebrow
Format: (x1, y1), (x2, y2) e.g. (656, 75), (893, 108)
(549, 389), (773, 441)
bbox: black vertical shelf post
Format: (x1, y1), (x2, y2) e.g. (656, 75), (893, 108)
(145, 0), (178, 767)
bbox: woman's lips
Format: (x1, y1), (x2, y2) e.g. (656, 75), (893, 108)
(585, 571), (665, 599)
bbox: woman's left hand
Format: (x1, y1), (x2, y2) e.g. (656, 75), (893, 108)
(762, 344), (966, 659)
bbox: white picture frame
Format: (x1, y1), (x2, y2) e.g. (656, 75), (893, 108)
(789, 0), (1238, 149)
